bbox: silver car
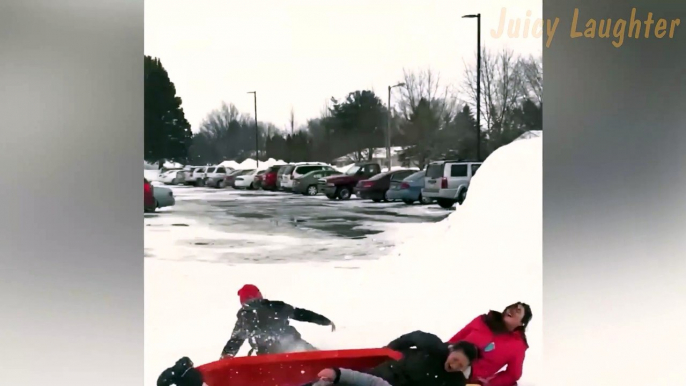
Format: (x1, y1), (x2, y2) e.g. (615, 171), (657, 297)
(422, 161), (481, 209)
(152, 185), (175, 209)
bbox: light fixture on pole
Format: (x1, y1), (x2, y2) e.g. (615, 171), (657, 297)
(387, 82), (406, 171)
(462, 13), (481, 162)
(247, 91), (258, 167)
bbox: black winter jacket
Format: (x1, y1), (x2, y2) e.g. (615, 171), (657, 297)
(221, 298), (332, 357)
(350, 331), (467, 386)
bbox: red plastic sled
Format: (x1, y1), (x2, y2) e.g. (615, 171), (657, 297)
(197, 348), (403, 386)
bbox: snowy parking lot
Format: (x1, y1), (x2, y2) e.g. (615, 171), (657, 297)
(145, 185), (450, 264)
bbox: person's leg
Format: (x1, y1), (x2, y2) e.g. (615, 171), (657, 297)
(335, 369), (392, 386)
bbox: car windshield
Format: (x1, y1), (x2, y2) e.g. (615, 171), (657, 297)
(426, 164), (444, 178)
(407, 170), (425, 180)
(241, 169), (255, 175)
(345, 165), (361, 175)
(369, 172), (390, 181)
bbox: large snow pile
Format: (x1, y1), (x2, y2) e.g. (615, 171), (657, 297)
(236, 158), (285, 170)
(218, 160), (240, 169)
(374, 136), (542, 384)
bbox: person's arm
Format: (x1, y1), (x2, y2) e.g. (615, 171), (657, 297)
(447, 315), (482, 343)
(292, 307), (333, 326)
(220, 314), (247, 358)
(481, 349), (525, 386)
(386, 330), (445, 354)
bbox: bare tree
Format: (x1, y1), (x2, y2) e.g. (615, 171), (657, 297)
(519, 54), (543, 105)
(462, 48), (531, 131)
(396, 68), (458, 123)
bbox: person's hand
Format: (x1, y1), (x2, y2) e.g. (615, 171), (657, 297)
(317, 368), (336, 381)
(330, 322), (336, 332)
(220, 353), (233, 360)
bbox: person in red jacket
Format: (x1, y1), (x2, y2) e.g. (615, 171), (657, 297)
(447, 302), (532, 386)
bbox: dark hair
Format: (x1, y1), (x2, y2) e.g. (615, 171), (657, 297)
(483, 302), (533, 347)
(450, 341), (480, 364)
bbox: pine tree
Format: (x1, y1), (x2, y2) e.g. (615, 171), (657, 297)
(144, 56), (192, 165)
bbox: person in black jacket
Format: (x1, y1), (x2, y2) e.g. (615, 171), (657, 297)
(221, 284), (336, 359)
(307, 331), (479, 386)
(157, 357), (204, 386)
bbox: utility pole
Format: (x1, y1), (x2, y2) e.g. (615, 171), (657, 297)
(462, 13), (482, 161)
(248, 91), (258, 167)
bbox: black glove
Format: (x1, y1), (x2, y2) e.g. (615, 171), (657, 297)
(157, 357), (204, 386)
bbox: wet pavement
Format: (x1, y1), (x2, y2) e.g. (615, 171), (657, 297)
(144, 185), (451, 264)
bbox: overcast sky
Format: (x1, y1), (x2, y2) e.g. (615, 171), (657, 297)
(145, 0), (541, 133)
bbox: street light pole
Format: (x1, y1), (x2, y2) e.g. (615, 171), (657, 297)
(387, 82), (405, 171)
(463, 13), (481, 161)
(248, 91), (258, 167)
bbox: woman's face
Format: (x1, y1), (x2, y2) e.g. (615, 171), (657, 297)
(503, 303), (526, 330)
(444, 350), (470, 373)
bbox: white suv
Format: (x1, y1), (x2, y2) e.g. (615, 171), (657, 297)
(422, 160), (481, 209)
(205, 166), (233, 188)
(189, 166), (210, 186)
(280, 162), (334, 191)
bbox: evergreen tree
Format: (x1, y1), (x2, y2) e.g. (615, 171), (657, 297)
(144, 56), (192, 165)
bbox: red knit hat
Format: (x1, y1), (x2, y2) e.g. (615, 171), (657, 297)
(238, 284), (263, 304)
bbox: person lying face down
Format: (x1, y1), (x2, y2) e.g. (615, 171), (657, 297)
(308, 330), (480, 386)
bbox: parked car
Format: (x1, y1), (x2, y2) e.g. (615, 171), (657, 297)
(189, 166), (210, 186)
(386, 170), (433, 205)
(354, 169), (417, 202)
(261, 165), (286, 191)
(159, 169), (185, 185)
(144, 178), (155, 212)
(153, 185), (176, 209)
(293, 169), (342, 196)
(320, 162), (382, 200)
(182, 166), (197, 185)
(234, 169), (265, 189)
(276, 165), (293, 191)
(206, 166), (232, 188)
(422, 160), (482, 208)
(223, 169), (255, 188)
(279, 163), (334, 191)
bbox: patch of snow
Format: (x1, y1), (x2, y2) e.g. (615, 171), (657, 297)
(144, 169), (161, 181)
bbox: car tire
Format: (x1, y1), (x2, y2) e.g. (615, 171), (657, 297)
(171, 178), (177, 185)
(383, 190), (391, 202)
(249, 183), (255, 190)
(326, 193), (337, 200)
(306, 185), (318, 196)
(337, 187), (351, 200)
(217, 180), (225, 188)
(457, 189), (468, 205)
(419, 194), (432, 205)
(437, 198), (456, 209)
(402, 199), (415, 205)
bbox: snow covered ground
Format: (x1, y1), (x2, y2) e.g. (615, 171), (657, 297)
(145, 137), (542, 386)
